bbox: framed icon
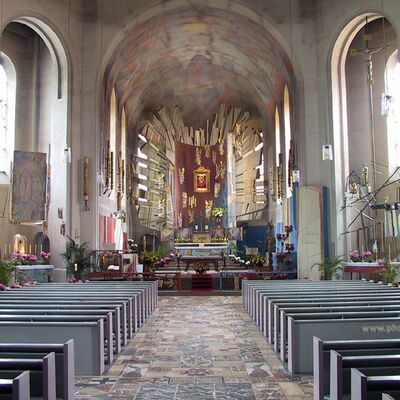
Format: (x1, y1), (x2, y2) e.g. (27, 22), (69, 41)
(194, 166), (210, 193)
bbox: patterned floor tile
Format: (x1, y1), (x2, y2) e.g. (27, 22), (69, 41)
(75, 296), (312, 399)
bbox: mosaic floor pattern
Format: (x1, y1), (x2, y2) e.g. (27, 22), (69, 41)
(75, 296), (312, 399)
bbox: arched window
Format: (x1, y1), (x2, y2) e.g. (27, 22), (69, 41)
(275, 106), (281, 166)
(386, 50), (400, 179)
(283, 86), (292, 197)
(0, 55), (16, 181)
(109, 88), (117, 196)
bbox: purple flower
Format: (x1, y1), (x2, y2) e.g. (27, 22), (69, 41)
(284, 225), (293, 233)
(276, 233), (282, 240)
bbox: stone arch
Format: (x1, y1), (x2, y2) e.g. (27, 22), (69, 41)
(329, 11), (398, 257)
(1, 13), (70, 280)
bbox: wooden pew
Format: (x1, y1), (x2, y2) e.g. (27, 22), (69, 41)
(331, 351), (400, 400)
(0, 320), (103, 375)
(351, 369), (400, 400)
(0, 352), (55, 400)
(313, 337), (400, 400)
(0, 340), (74, 400)
(0, 371), (30, 400)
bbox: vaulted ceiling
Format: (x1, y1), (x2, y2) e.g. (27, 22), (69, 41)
(106, 5), (293, 128)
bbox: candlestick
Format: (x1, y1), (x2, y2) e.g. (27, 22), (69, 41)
(74, 263), (78, 272)
(29, 244), (32, 254)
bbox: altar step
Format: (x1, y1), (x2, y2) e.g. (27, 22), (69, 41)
(191, 274), (213, 292)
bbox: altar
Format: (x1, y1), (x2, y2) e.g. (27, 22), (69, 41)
(15, 265), (54, 283)
(174, 242), (229, 271)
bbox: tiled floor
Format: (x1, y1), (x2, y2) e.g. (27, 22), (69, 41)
(75, 296), (312, 399)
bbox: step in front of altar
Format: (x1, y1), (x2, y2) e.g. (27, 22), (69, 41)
(191, 274), (213, 291)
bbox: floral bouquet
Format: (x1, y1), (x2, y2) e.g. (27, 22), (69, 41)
(40, 251), (51, 263)
(362, 250), (374, 263)
(11, 252), (38, 265)
(349, 249), (361, 263)
(211, 207), (225, 218)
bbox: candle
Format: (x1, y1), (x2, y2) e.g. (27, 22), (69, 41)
(4, 244), (6, 256)
(74, 263), (78, 272)
(34, 244), (37, 255)
(40, 244), (43, 252)
(8, 244), (11, 254)
(143, 236), (147, 250)
(29, 244), (32, 254)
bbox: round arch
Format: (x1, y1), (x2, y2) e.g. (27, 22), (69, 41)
(1, 13), (71, 280)
(329, 10), (398, 257)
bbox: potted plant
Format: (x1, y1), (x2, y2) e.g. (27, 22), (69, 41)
(312, 256), (344, 280)
(249, 254), (266, 271)
(0, 259), (18, 286)
(139, 250), (159, 273)
(378, 259), (400, 284)
(60, 236), (91, 280)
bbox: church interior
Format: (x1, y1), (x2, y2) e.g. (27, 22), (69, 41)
(1, 0), (400, 399)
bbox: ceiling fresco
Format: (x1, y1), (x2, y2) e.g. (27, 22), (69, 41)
(106, 6), (292, 128)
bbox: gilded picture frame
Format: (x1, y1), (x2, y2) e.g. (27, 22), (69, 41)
(193, 166), (210, 193)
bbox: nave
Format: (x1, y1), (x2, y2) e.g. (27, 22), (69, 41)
(75, 296), (312, 400)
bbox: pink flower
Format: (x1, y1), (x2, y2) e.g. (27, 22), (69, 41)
(377, 259), (386, 266)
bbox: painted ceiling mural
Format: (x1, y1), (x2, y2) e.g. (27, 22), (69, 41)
(106, 6), (292, 127)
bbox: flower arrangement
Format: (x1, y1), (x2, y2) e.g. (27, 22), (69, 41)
(40, 251), (51, 263)
(175, 237), (192, 243)
(349, 249), (361, 262)
(127, 239), (138, 253)
(362, 250), (374, 263)
(276, 226), (296, 269)
(192, 261), (209, 274)
(211, 207), (225, 218)
(211, 236), (228, 243)
(139, 251), (159, 266)
(10, 252), (38, 265)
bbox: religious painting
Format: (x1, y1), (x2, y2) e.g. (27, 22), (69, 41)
(194, 166), (210, 193)
(11, 151), (47, 223)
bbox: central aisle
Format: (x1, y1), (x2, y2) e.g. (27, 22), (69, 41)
(76, 296), (312, 399)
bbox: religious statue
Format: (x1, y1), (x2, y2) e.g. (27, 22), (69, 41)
(204, 145), (210, 158)
(205, 200), (213, 220)
(195, 147), (202, 166)
(178, 168), (185, 184)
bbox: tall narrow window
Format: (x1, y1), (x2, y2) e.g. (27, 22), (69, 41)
(284, 86), (292, 197)
(275, 106), (281, 166)
(386, 50), (400, 179)
(0, 55), (16, 180)
(110, 88), (117, 196)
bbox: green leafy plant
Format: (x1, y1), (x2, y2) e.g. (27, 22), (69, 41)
(60, 236), (91, 280)
(378, 259), (400, 284)
(312, 256), (344, 280)
(0, 259), (18, 286)
(139, 250), (160, 267)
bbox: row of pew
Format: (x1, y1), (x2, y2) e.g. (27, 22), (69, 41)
(242, 280), (400, 399)
(0, 280), (158, 399)
(314, 336), (400, 400)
